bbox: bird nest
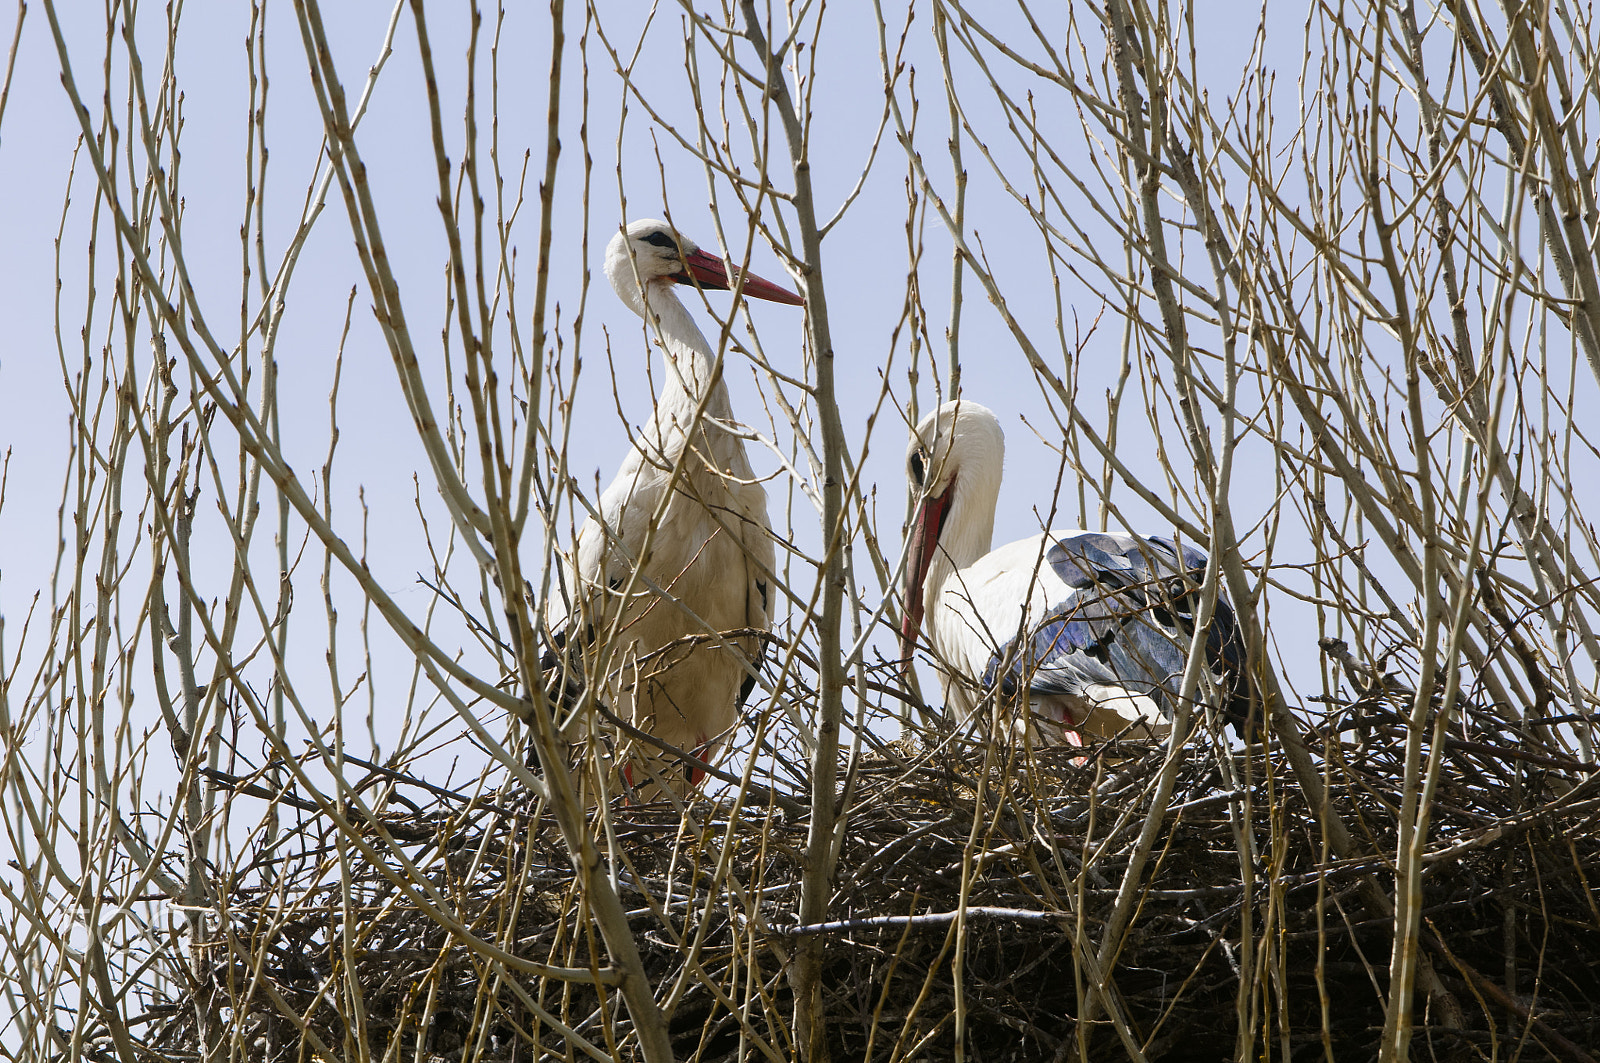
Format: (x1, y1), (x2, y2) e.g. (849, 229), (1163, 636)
(152, 676), (1599, 1063)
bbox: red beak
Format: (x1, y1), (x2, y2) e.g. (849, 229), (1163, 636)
(678, 247), (805, 306)
(900, 484), (953, 671)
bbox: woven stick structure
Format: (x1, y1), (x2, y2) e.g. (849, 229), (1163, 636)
(141, 647), (1600, 1063)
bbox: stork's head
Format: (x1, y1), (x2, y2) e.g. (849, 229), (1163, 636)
(900, 400), (1005, 667)
(604, 219), (804, 315)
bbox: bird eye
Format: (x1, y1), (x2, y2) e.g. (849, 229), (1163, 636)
(642, 231), (676, 249)
(910, 449), (927, 487)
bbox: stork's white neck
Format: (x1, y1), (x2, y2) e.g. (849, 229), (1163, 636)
(626, 279), (733, 425)
(923, 451), (1002, 607)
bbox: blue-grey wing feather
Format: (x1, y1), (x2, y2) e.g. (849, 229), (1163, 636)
(982, 533), (1248, 726)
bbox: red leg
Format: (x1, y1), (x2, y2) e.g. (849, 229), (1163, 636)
(1060, 709), (1089, 764)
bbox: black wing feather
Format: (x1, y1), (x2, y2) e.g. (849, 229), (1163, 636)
(982, 533), (1248, 728)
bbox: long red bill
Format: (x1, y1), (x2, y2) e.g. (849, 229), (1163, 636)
(899, 486), (953, 671)
(679, 247), (805, 306)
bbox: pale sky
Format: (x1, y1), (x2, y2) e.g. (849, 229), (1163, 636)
(5, 1), (1567, 791)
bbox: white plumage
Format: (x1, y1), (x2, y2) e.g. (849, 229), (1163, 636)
(548, 219), (803, 796)
(899, 401), (1246, 744)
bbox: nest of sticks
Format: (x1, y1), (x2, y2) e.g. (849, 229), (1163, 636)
(153, 663), (1599, 1063)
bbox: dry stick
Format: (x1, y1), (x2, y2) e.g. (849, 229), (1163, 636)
(908, 8), (1239, 1051)
(931, 3), (967, 398)
(1189, 175), (1479, 1061)
(399, 0), (576, 822)
(291, 0), (494, 558)
(237, 0), (298, 880)
(116, 47), (267, 1057)
(1395, 21), (1597, 1011)
(408, 0), (517, 583)
(45, 0), (537, 771)
(735, 6), (847, 1061)
(1424, 920), (1599, 1063)
(877, 6), (1225, 1043)
(1102, 0), (1215, 488)
(1487, 0), (1600, 387)
(253, 0), (405, 346)
(892, 10), (1212, 549)
(123, 0), (274, 864)
(1397, 3), (1597, 759)
(951, 728), (998, 1063)
(1105, 2), (1478, 1046)
(66, 57), (153, 1045)
(1088, 2), (1251, 1046)
(65, 0), (534, 714)
(1453, 5), (1600, 754)
(167, 462), (226, 1062)
(1362, 5), (1471, 1053)
(67, 3), (667, 1058)
(0, 0), (24, 138)
(512, 0), (567, 535)
(1166, 10), (1264, 1052)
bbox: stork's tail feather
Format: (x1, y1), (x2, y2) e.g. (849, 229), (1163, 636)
(1197, 586), (1254, 734)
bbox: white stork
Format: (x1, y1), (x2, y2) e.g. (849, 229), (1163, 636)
(549, 219), (803, 797)
(899, 400), (1247, 745)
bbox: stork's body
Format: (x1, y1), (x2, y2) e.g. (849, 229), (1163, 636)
(900, 401), (1246, 743)
(549, 220), (802, 796)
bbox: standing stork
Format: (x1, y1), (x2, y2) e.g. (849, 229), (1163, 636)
(548, 219), (803, 797)
(899, 400), (1247, 745)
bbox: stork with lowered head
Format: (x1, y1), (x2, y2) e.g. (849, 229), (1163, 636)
(899, 400), (1248, 746)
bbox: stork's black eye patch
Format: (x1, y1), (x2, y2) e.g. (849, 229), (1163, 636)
(642, 231), (676, 249)
(910, 449), (927, 486)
